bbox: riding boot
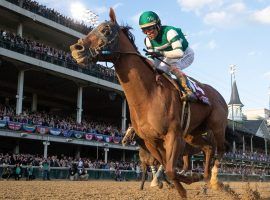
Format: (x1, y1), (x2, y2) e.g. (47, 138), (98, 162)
(170, 68), (197, 102)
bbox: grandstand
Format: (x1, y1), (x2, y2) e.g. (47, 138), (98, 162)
(0, 0), (137, 163)
(0, 0), (270, 182)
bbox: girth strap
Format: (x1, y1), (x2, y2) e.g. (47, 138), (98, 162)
(180, 101), (191, 138)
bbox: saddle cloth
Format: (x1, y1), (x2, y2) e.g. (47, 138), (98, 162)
(160, 72), (210, 105)
(187, 77), (210, 105)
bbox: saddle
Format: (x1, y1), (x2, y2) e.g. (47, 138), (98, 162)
(143, 58), (210, 105)
(157, 72), (210, 105)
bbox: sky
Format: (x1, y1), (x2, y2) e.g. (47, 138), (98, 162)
(36, 0), (270, 111)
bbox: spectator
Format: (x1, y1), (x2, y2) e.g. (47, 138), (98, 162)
(135, 164), (141, 181)
(69, 163), (78, 181)
(41, 159), (50, 180)
(1, 165), (12, 180)
(14, 163), (22, 180)
(114, 166), (122, 181)
(0, 30), (118, 84)
(26, 163), (35, 180)
(78, 167), (89, 181)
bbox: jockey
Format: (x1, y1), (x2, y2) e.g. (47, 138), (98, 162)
(139, 11), (196, 101)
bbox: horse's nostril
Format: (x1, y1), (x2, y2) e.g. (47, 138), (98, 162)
(70, 43), (85, 52)
(74, 44), (85, 51)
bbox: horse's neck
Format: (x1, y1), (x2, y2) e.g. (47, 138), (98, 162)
(115, 32), (156, 107)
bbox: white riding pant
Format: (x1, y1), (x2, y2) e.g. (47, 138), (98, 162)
(154, 47), (194, 73)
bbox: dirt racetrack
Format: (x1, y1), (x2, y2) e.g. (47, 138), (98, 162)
(0, 180), (269, 200)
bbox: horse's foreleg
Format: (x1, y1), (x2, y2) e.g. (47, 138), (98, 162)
(173, 180), (187, 198)
(182, 154), (189, 172)
(150, 165), (166, 188)
(162, 170), (174, 189)
(144, 142), (165, 165)
(140, 164), (147, 190)
(150, 165), (159, 187)
(150, 165), (157, 176)
(164, 132), (187, 198)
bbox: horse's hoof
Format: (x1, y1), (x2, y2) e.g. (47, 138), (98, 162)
(158, 182), (163, 189)
(150, 176), (159, 187)
(167, 184), (174, 189)
(180, 191), (187, 199)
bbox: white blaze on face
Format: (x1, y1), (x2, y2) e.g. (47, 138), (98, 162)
(70, 2), (87, 22)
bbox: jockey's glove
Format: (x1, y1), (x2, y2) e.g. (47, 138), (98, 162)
(145, 51), (163, 58)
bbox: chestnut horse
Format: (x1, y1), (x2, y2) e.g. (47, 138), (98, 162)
(70, 8), (228, 198)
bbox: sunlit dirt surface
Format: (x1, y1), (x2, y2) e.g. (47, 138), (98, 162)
(0, 180), (269, 200)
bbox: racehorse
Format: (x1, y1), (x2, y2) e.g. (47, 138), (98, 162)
(70, 8), (228, 198)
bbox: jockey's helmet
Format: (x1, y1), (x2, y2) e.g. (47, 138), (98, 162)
(139, 11), (161, 29)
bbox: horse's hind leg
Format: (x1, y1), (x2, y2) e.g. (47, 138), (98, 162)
(162, 170), (174, 189)
(206, 109), (227, 188)
(140, 171), (147, 190)
(140, 164), (147, 190)
(207, 113), (227, 160)
(203, 145), (214, 180)
(184, 134), (214, 179)
(212, 126), (226, 160)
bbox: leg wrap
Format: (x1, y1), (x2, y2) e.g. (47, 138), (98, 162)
(155, 165), (164, 179)
(150, 166), (156, 175)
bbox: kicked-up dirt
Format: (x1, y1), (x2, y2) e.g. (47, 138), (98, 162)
(0, 180), (269, 200)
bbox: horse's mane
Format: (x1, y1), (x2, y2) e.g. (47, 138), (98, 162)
(120, 25), (138, 51)
(119, 24), (160, 75)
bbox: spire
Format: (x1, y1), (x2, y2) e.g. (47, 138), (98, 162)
(228, 80), (243, 106)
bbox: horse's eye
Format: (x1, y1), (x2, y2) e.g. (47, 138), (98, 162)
(101, 26), (111, 36)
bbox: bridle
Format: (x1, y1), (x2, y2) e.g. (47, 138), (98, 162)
(86, 21), (144, 64)
(87, 21), (120, 60)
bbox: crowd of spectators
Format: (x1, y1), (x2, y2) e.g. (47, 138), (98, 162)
(0, 153), (138, 170)
(0, 30), (118, 83)
(1, 151), (270, 182)
(191, 149), (270, 178)
(0, 152), (138, 181)
(0, 104), (122, 138)
(220, 164), (270, 176)
(5, 0), (93, 34)
(223, 150), (270, 163)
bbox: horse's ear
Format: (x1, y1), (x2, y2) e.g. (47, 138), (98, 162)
(109, 7), (117, 24)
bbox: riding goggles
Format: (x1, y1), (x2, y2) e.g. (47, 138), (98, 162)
(142, 25), (156, 34)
